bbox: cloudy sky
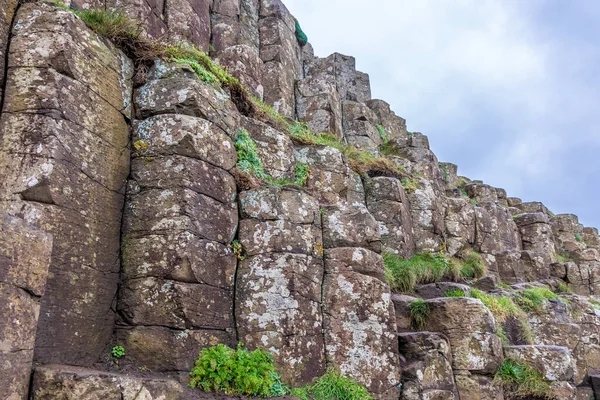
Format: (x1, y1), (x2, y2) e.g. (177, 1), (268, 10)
(284, 0), (600, 229)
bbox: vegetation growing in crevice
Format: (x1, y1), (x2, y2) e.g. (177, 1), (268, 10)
(288, 124), (405, 178)
(468, 289), (534, 345)
(291, 369), (372, 400)
(438, 163), (448, 184)
(494, 359), (552, 399)
(234, 129), (268, 180)
(400, 177), (419, 193)
(409, 299), (430, 330)
(556, 253), (570, 263)
(515, 287), (566, 313)
(445, 288), (468, 297)
(556, 282), (571, 293)
(111, 345), (125, 359)
(383, 251), (485, 293)
(376, 125), (388, 144)
(575, 233), (583, 242)
(189, 344), (287, 397)
(230, 240), (246, 261)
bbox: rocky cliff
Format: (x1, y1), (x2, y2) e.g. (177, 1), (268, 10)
(0, 1), (599, 399)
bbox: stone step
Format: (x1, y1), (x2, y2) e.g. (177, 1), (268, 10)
(30, 365), (203, 400)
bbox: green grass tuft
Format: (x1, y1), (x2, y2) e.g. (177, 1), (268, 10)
(383, 252), (450, 293)
(494, 359), (552, 398)
(292, 369), (372, 400)
(376, 125), (388, 144)
(445, 288), (468, 297)
(459, 251), (487, 279)
(400, 177), (419, 193)
(294, 163), (310, 186)
(556, 282), (571, 293)
(556, 253), (570, 263)
(575, 233), (583, 242)
(438, 163), (448, 184)
(234, 129), (268, 179)
(409, 299), (430, 330)
(189, 344), (287, 397)
(515, 287), (563, 313)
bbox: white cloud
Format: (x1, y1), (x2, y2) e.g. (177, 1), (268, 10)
(284, 0), (600, 227)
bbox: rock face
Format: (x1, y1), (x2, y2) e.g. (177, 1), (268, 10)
(0, 3), (132, 366)
(1, 1), (599, 399)
(0, 214), (52, 400)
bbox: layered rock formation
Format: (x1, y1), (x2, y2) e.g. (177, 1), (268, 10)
(0, 0), (599, 399)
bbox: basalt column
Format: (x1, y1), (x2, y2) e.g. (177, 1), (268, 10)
(0, 3), (132, 365)
(117, 61), (241, 375)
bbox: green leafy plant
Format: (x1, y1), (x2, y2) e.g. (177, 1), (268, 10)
(111, 345), (126, 359)
(294, 163), (310, 186)
(295, 19), (308, 47)
(556, 253), (570, 263)
(234, 129), (268, 179)
(471, 199), (479, 206)
(189, 343), (286, 397)
(376, 125), (388, 144)
(494, 359), (551, 398)
(291, 369), (372, 400)
(230, 240), (246, 261)
(575, 233), (583, 242)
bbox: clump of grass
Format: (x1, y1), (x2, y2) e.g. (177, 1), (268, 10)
(498, 282), (512, 289)
(459, 251), (487, 279)
(556, 253), (570, 263)
(376, 125), (388, 144)
(289, 125), (404, 178)
(471, 199), (479, 206)
(591, 299), (600, 311)
(575, 233), (583, 242)
(409, 299), (430, 331)
(556, 282), (571, 293)
(494, 359), (552, 399)
(438, 163), (448, 184)
(234, 129), (268, 180)
(400, 177), (419, 193)
(515, 287), (564, 312)
(445, 288), (468, 297)
(291, 369), (372, 400)
(172, 57), (217, 84)
(470, 289), (521, 323)
(189, 344), (287, 397)
(383, 252), (451, 293)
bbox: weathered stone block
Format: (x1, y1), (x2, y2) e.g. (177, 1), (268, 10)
(119, 277), (233, 330)
(134, 77), (240, 134)
(398, 332), (458, 400)
(322, 204), (381, 252)
(217, 45), (264, 99)
(122, 232), (236, 288)
(366, 177), (415, 258)
(503, 345), (574, 382)
(236, 253), (325, 386)
(474, 203), (521, 255)
(239, 186), (320, 224)
(454, 373), (503, 400)
(366, 99), (407, 141)
(238, 219), (322, 256)
(323, 270), (399, 394)
(116, 326), (233, 372)
(133, 114), (237, 171)
(166, 0), (211, 51)
(424, 297), (503, 373)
